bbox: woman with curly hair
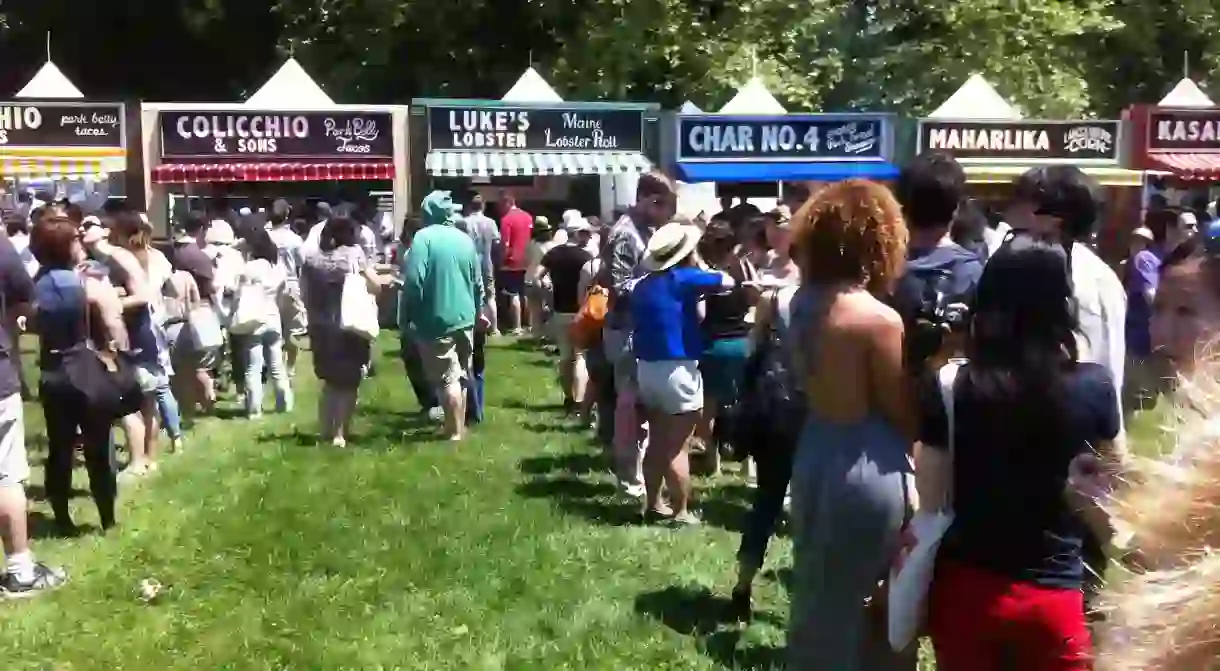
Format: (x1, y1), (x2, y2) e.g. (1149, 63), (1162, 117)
(785, 179), (914, 670)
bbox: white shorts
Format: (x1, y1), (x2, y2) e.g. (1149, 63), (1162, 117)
(636, 359), (703, 415)
(0, 392), (27, 487)
(548, 313), (584, 360)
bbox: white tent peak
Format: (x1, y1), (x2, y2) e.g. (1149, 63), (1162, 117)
(246, 58), (335, 108)
(16, 61), (84, 99)
(679, 101), (704, 114)
(1159, 78), (1214, 108)
(719, 77), (786, 115)
(502, 67), (563, 103)
(929, 74), (1021, 120)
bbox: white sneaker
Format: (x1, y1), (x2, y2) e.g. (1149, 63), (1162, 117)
(427, 406), (445, 422)
(619, 481), (646, 499)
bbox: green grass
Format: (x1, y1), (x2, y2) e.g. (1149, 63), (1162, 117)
(5, 335), (1171, 669)
(0, 336), (809, 670)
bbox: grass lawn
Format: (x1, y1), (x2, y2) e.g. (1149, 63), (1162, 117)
(19, 333), (1177, 668)
(0, 336), (811, 670)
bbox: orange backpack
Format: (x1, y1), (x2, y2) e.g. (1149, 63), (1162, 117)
(569, 284), (610, 350)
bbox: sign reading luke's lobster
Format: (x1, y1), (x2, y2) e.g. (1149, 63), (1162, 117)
(427, 105), (645, 152)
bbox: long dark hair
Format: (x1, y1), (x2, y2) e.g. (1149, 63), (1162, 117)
(963, 235), (1079, 449)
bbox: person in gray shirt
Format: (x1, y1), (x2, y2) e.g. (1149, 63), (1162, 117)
(463, 195), (501, 336)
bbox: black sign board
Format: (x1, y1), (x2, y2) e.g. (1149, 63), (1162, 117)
(918, 120), (1120, 162)
(427, 106), (645, 152)
(159, 110), (394, 159)
(0, 102), (125, 149)
(1147, 110), (1220, 153)
(676, 114), (889, 161)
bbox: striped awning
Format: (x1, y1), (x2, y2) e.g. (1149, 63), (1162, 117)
(152, 162), (394, 184)
(1146, 153), (1220, 180)
(0, 156), (126, 179)
(426, 150), (652, 177)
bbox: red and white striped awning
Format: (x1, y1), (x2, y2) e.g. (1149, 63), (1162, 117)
(151, 162), (394, 184)
(1147, 153), (1220, 180)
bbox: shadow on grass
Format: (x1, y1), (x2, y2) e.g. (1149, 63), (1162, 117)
(695, 482), (754, 534)
(519, 451), (606, 477)
(515, 476), (642, 526)
(27, 511), (101, 541)
(24, 485), (89, 503)
(634, 585), (785, 670)
(498, 398), (567, 413)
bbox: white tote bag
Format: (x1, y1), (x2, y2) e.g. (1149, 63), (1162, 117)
(339, 270), (379, 341)
(887, 360), (961, 652)
(187, 304), (224, 351)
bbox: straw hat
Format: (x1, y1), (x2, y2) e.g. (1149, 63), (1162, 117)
(641, 222), (702, 272)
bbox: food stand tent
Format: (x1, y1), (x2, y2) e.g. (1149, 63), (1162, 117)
(422, 67), (653, 178)
(143, 58), (410, 232)
(679, 101), (703, 114)
(919, 75), (1143, 186)
(928, 74), (1020, 120)
(3, 62), (125, 179)
(673, 76), (898, 183)
(1157, 78), (1214, 108)
(1122, 78), (1220, 181)
(244, 58), (335, 108)
(719, 77), (787, 115)
(16, 61), (84, 100)
(501, 68), (564, 104)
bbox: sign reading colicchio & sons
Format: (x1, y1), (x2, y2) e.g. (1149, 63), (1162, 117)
(677, 114), (890, 162)
(917, 120), (1120, 162)
(1146, 109), (1220, 153)
(159, 111), (394, 159)
(427, 106), (645, 152)
(0, 102), (125, 149)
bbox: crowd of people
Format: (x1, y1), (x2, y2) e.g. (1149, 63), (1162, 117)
(1, 154), (1219, 670)
(441, 159), (1220, 669)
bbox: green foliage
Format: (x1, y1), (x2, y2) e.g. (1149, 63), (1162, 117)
(1, 0), (1220, 115)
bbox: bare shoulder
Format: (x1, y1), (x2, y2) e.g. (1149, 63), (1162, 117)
(840, 291), (902, 333)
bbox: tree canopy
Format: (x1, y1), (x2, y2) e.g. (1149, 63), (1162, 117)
(0, 0), (1216, 116)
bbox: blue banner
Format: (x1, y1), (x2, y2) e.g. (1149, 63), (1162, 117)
(676, 114), (890, 162)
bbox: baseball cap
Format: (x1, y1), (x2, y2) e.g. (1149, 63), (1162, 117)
(420, 190), (460, 227)
(567, 217), (593, 233)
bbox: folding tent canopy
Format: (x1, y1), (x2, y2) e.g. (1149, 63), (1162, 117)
(917, 74), (1143, 186)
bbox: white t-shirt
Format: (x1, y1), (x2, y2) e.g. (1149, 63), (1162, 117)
(526, 240), (558, 284)
(1072, 243), (1127, 431)
(237, 258), (286, 334)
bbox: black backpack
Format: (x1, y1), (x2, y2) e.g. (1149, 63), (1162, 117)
(892, 266), (970, 371)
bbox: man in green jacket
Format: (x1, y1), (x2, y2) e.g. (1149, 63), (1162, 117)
(400, 191), (484, 441)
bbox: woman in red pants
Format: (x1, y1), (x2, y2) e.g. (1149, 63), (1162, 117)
(917, 233), (1120, 671)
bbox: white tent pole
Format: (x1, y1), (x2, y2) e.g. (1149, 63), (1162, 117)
(46, 31), (51, 62)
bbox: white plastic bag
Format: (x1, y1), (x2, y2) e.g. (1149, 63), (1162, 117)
(340, 272), (379, 341)
(887, 361), (960, 651)
(187, 304), (224, 351)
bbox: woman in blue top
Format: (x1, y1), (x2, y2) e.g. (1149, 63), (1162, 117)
(630, 222), (734, 526)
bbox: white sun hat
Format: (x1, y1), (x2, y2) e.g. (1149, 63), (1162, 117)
(641, 222), (702, 272)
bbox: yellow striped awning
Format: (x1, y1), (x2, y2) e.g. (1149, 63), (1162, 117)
(0, 156), (126, 179)
(964, 165), (1145, 187)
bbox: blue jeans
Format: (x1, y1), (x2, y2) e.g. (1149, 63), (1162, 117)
(244, 330), (293, 417)
(466, 329), (486, 424)
(153, 377), (183, 440)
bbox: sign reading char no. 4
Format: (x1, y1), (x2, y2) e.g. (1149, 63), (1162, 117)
(0, 102), (124, 149)
(676, 114), (889, 161)
(427, 106), (645, 152)
(159, 111), (393, 159)
(918, 120), (1120, 162)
